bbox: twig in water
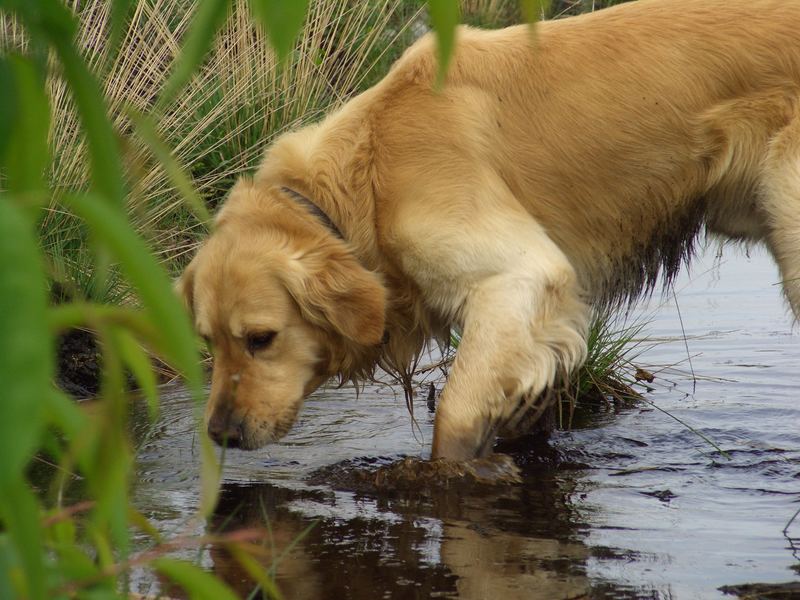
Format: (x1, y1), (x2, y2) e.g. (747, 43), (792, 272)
(638, 396), (729, 459)
(671, 283), (696, 395)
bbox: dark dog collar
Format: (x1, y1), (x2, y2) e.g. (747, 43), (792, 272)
(281, 186), (344, 241)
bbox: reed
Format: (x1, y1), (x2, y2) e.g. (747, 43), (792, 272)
(29, 0), (410, 303)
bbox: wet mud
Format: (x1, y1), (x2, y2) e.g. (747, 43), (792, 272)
(307, 453), (524, 493)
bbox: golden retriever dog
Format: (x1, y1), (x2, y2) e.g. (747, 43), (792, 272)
(178, 0), (800, 461)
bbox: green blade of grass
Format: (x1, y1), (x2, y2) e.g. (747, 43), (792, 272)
(427, 0), (460, 88)
(267, 520), (317, 578)
(48, 302), (159, 342)
(154, 558), (240, 600)
(113, 328), (160, 421)
(0, 535), (20, 600)
(200, 433), (221, 518)
(249, 0), (309, 63)
(46, 390), (90, 447)
(108, 0), (134, 64)
(0, 198), (51, 600)
(2, 55), (49, 203)
(157, 0), (231, 110)
(0, 480), (46, 600)
(11, 0), (127, 204)
(520, 0), (552, 23)
(229, 546), (283, 600)
(126, 106), (211, 228)
(0, 58), (18, 164)
(50, 29), (126, 205)
(63, 193), (203, 401)
(0, 198), (51, 484)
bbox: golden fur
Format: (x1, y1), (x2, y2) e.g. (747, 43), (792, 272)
(179, 0), (800, 459)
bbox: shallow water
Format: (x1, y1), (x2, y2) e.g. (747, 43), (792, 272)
(130, 245), (800, 599)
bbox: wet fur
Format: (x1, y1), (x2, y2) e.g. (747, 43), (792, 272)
(180, 0), (800, 459)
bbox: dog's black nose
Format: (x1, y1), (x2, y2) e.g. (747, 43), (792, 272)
(207, 410), (242, 448)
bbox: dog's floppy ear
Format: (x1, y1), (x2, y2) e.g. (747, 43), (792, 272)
(283, 243), (386, 346)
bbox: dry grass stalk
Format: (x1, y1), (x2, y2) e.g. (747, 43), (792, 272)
(15, 0), (409, 301)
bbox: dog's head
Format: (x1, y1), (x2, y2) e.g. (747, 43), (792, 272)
(177, 180), (386, 449)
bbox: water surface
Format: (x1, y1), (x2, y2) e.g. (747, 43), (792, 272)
(131, 245), (800, 599)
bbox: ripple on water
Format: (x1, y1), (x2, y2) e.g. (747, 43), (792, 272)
(128, 247), (800, 599)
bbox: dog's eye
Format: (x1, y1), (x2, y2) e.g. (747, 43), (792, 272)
(246, 331), (277, 355)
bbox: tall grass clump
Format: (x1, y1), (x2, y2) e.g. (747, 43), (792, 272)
(555, 310), (648, 427)
(4, 0), (416, 307)
(448, 309), (647, 432)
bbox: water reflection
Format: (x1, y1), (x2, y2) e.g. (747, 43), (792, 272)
(208, 461), (596, 600)
(130, 246), (800, 598)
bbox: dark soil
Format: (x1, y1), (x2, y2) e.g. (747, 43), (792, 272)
(56, 328), (102, 398)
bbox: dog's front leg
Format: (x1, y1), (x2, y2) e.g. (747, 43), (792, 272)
(398, 210), (587, 460)
(431, 265), (588, 460)
(389, 169), (590, 460)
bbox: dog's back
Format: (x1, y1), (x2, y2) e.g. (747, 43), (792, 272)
(369, 0), (800, 302)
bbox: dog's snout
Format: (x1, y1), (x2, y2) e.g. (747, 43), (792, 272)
(207, 408), (242, 448)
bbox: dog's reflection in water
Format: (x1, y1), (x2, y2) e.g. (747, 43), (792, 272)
(207, 455), (594, 600)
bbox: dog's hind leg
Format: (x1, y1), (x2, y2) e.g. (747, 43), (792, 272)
(759, 107), (800, 320)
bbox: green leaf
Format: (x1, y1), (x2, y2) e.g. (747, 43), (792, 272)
(51, 32), (126, 205)
(9, 0), (126, 205)
(128, 508), (163, 545)
(52, 542), (98, 583)
(158, 0), (231, 109)
(2, 55), (49, 201)
(0, 212), (64, 600)
(46, 389), (90, 447)
(0, 479), (46, 600)
(227, 546), (283, 600)
(154, 559), (240, 600)
(0, 535), (20, 600)
(80, 587), (120, 600)
(113, 328), (160, 421)
(0, 58), (18, 165)
(48, 303), (161, 346)
(200, 433), (221, 518)
(520, 0), (551, 24)
(249, 0), (309, 63)
(63, 194), (204, 401)
(126, 106), (211, 228)
(427, 0), (460, 88)
(108, 0), (134, 61)
(0, 198), (51, 485)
